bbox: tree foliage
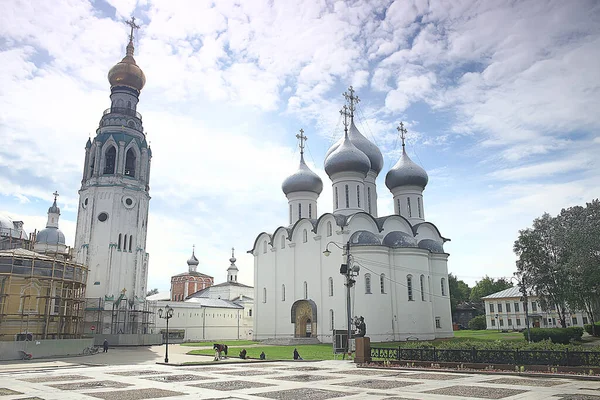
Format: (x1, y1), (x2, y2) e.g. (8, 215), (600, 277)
(514, 200), (600, 330)
(470, 276), (513, 304)
(468, 314), (487, 330)
(448, 273), (471, 314)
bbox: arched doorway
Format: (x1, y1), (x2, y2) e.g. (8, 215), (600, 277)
(290, 299), (317, 338)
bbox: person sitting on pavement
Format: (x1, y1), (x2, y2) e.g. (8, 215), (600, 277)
(239, 349), (247, 359)
(293, 348), (303, 360)
(260, 351), (266, 360)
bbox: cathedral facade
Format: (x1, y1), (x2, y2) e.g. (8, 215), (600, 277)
(250, 89), (452, 343)
(74, 22), (152, 334)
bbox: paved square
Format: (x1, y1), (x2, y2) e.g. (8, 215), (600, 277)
(278, 366), (332, 372)
(255, 388), (346, 399)
(222, 369), (280, 376)
(85, 388), (185, 400)
(143, 373), (210, 382)
(0, 388), (23, 395)
(556, 395), (600, 400)
(484, 377), (567, 387)
(189, 380), (276, 391)
(401, 372), (465, 380)
(20, 374), (92, 383)
(269, 374), (332, 382)
(424, 385), (528, 399)
(109, 370), (165, 376)
(337, 379), (422, 389)
(49, 380), (132, 390)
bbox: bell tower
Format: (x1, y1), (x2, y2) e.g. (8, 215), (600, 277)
(74, 18), (151, 323)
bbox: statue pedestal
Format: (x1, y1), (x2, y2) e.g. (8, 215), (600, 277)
(354, 337), (371, 363)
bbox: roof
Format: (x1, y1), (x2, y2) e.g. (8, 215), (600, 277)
(0, 248), (62, 262)
(184, 297), (243, 309)
(146, 291), (170, 301)
(211, 281), (253, 289)
(482, 286), (534, 299)
(172, 271), (213, 278)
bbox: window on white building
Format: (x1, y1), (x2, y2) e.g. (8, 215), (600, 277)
(330, 309), (334, 331)
(420, 275), (425, 301)
(508, 318), (512, 326)
(262, 288), (266, 303)
(118, 233), (122, 250)
(380, 274), (385, 294)
(499, 319), (504, 327)
(356, 185), (360, 208)
(506, 303), (511, 313)
(516, 318), (521, 326)
(367, 187), (371, 214)
(498, 303), (503, 313)
(489, 303), (494, 313)
(572, 316), (578, 325)
(491, 319), (496, 326)
(514, 303), (520, 312)
(309, 203), (312, 218)
(299, 203), (302, 220)
(328, 277), (334, 297)
(435, 317), (441, 329)
(289, 204), (292, 224)
(303, 229), (308, 243)
(345, 185), (350, 208)
(365, 274), (371, 294)
(304, 281), (308, 299)
(281, 235), (285, 249)
(440, 278), (446, 296)
(335, 187), (339, 209)
(407, 198), (412, 217)
(397, 199), (401, 215)
(263, 241), (267, 254)
(417, 197), (422, 218)
(407, 275), (413, 301)
(281, 284), (285, 301)
(531, 302), (538, 312)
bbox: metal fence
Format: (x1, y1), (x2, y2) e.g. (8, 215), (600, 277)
(371, 347), (600, 367)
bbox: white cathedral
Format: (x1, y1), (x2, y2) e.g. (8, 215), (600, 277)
(250, 89), (453, 343)
(74, 20), (152, 334)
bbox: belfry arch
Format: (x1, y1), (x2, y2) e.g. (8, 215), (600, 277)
(290, 299), (317, 338)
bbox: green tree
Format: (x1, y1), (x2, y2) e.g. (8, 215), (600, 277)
(469, 276), (513, 304)
(468, 315), (487, 330)
(448, 273), (471, 314)
(146, 288), (159, 296)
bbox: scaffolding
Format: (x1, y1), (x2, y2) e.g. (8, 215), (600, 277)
(0, 248), (87, 341)
(83, 297), (155, 335)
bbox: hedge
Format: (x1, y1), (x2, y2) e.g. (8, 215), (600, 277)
(395, 339), (600, 352)
(584, 322), (600, 337)
(526, 327), (584, 344)
(468, 315), (487, 330)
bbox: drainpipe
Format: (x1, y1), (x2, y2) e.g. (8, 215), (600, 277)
(202, 307), (206, 340)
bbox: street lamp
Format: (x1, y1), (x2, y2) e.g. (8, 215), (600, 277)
(324, 241), (360, 357)
(158, 305), (174, 363)
(495, 313), (499, 332)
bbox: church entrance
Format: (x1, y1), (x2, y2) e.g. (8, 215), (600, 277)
(290, 299), (317, 338)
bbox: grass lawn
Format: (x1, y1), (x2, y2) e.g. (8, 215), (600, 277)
(187, 344), (338, 360)
(181, 340), (259, 347)
(452, 330), (524, 341)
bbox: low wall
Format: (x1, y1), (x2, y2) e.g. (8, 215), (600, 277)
(92, 334), (162, 347)
(0, 338), (94, 361)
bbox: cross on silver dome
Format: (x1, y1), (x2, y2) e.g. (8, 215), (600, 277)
(281, 129), (323, 195)
(385, 122), (429, 190)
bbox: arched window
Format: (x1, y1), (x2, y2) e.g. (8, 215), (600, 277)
(309, 203), (312, 219)
(380, 274), (385, 294)
(367, 187), (372, 214)
(407, 198), (412, 217)
(330, 309), (334, 331)
(335, 187), (339, 209)
(418, 197), (422, 218)
(118, 233), (122, 250)
(327, 221), (332, 237)
(116, 98), (124, 108)
(289, 204), (292, 224)
(397, 198), (401, 215)
(281, 284), (286, 301)
(365, 273), (371, 294)
(20, 283), (40, 313)
(420, 275), (425, 301)
(126, 100), (131, 109)
(103, 146), (116, 174)
(298, 203), (302, 220)
(129, 235), (133, 252)
(328, 277), (334, 296)
(263, 241), (267, 254)
(303, 229), (308, 243)
(281, 235), (285, 249)
(441, 278), (446, 296)
(89, 156), (95, 177)
(428, 276), (432, 301)
(125, 148), (136, 177)
(357, 185), (360, 208)
(303, 281), (308, 299)
(262, 288), (267, 303)
(407, 275), (413, 301)
(345, 185), (350, 208)
(123, 234), (127, 251)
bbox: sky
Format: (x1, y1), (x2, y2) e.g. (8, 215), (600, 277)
(1, 0), (599, 292)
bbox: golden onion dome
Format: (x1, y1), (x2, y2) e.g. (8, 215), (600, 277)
(108, 40), (146, 91)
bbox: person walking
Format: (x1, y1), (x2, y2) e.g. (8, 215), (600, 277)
(103, 339), (109, 353)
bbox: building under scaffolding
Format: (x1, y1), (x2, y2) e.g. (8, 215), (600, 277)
(0, 248), (87, 341)
(83, 296), (155, 336)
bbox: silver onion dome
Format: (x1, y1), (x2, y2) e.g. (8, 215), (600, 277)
(385, 147), (429, 190)
(187, 251), (199, 267)
(48, 199), (60, 214)
(325, 120), (383, 174)
(324, 135), (371, 178)
(36, 228), (66, 245)
(282, 154), (323, 195)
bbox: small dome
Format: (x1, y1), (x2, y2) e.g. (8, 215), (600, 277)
(383, 231), (418, 248)
(385, 147), (428, 190)
(187, 253), (199, 267)
(324, 136), (371, 178)
(48, 199), (60, 215)
(108, 41), (146, 92)
(0, 214), (27, 239)
(418, 239), (444, 253)
(282, 154), (323, 195)
(349, 230), (381, 246)
(36, 228), (65, 245)
(325, 120), (384, 174)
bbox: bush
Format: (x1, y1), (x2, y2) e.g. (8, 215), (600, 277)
(468, 315), (487, 330)
(527, 328), (583, 344)
(584, 322), (600, 336)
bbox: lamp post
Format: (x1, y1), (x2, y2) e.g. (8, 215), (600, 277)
(158, 305), (173, 363)
(512, 274), (531, 343)
(495, 313), (499, 332)
(324, 241), (360, 357)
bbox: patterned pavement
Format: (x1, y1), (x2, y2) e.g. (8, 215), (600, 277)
(1, 359), (599, 399)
